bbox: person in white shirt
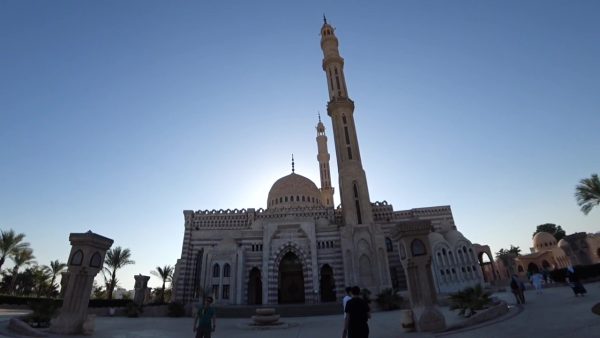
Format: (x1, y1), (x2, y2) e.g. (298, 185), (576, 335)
(342, 287), (352, 315)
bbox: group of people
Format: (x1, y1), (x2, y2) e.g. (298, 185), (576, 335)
(190, 287), (373, 338)
(342, 286), (371, 338)
(510, 266), (588, 305)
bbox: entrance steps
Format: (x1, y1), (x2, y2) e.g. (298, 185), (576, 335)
(214, 302), (343, 318)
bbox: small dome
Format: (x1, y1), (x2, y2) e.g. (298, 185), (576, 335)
(428, 231), (446, 245)
(267, 173), (322, 209)
(445, 229), (468, 245)
(558, 238), (570, 248)
(533, 232), (557, 252)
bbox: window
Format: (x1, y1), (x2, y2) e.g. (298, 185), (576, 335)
(213, 264), (220, 278)
(411, 239), (426, 257)
(222, 285), (230, 299)
(212, 285), (219, 299)
(344, 127), (350, 145)
(223, 263), (231, 278)
(342, 115), (347, 124)
(285, 196), (288, 202)
(385, 238), (393, 252)
(347, 147), (353, 159)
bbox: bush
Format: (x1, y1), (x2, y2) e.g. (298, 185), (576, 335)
(448, 284), (492, 317)
(167, 302), (185, 317)
(375, 288), (403, 311)
(88, 299), (132, 308)
(360, 288), (372, 304)
(27, 300), (59, 328)
(549, 264), (600, 283)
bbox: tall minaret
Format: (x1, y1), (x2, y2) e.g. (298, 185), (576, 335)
(316, 113), (335, 208)
(320, 18), (373, 225)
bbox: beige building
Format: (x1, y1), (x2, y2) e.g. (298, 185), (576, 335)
(172, 20), (483, 306)
(490, 231), (600, 280)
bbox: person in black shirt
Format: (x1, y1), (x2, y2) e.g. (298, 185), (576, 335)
(343, 286), (370, 338)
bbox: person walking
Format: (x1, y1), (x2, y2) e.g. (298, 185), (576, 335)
(531, 272), (544, 294)
(343, 286), (370, 338)
(510, 274), (526, 304)
(566, 266), (587, 297)
(342, 287), (352, 315)
(193, 296), (216, 338)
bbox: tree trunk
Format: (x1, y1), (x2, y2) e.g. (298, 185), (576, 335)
(161, 280), (166, 303)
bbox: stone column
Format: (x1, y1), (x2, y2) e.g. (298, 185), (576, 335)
(391, 221), (445, 332)
(134, 274), (150, 306)
(50, 231), (113, 335)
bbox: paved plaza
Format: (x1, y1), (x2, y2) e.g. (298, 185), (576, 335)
(0, 283), (598, 338)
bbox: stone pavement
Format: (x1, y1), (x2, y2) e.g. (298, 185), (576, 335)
(0, 282), (598, 338)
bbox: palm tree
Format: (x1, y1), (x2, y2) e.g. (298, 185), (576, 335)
(10, 248), (35, 294)
(103, 246), (134, 300)
(44, 260), (67, 296)
(0, 229), (29, 272)
(576, 173), (600, 215)
(151, 265), (174, 303)
(31, 265), (51, 297)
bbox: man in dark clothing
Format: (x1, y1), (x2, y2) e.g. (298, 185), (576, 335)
(343, 286), (370, 338)
(193, 296), (216, 338)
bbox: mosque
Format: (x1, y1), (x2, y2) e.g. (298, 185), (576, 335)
(172, 19), (484, 306)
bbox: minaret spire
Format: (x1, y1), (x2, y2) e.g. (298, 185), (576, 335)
(316, 115), (334, 208)
(291, 154), (295, 173)
(320, 20), (372, 225)
(323, 14), (327, 24)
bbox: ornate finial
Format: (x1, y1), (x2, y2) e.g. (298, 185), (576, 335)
(323, 14), (327, 24)
(291, 154), (295, 173)
(318, 111), (321, 123)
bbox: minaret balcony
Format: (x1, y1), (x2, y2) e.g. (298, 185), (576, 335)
(322, 56), (344, 70)
(327, 97), (354, 115)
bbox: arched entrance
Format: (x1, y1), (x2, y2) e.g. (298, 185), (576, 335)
(542, 260), (551, 270)
(247, 267), (262, 305)
(320, 264), (336, 302)
(527, 263), (539, 273)
(278, 252), (305, 304)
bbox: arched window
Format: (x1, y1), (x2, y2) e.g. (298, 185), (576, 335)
(213, 263), (220, 278)
(70, 250), (83, 266)
(411, 239), (426, 257)
(223, 263), (231, 278)
(385, 238), (393, 252)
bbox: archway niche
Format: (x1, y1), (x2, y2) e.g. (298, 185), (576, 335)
(542, 260), (551, 270)
(278, 252), (305, 304)
(247, 267), (262, 305)
(527, 263), (539, 273)
(319, 264), (336, 302)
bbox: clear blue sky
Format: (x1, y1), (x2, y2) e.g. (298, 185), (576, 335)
(1, 1), (599, 290)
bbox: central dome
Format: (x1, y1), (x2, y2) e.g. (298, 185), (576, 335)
(267, 173), (322, 209)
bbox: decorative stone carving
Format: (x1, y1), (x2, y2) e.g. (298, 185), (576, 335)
(50, 231), (113, 335)
(134, 274), (150, 306)
(391, 221), (445, 332)
(251, 308), (282, 326)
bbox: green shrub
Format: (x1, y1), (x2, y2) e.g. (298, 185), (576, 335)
(375, 288), (403, 311)
(360, 288), (372, 304)
(167, 302), (185, 317)
(448, 284), (492, 317)
(88, 299), (132, 308)
(27, 300), (59, 328)
(549, 264), (600, 283)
